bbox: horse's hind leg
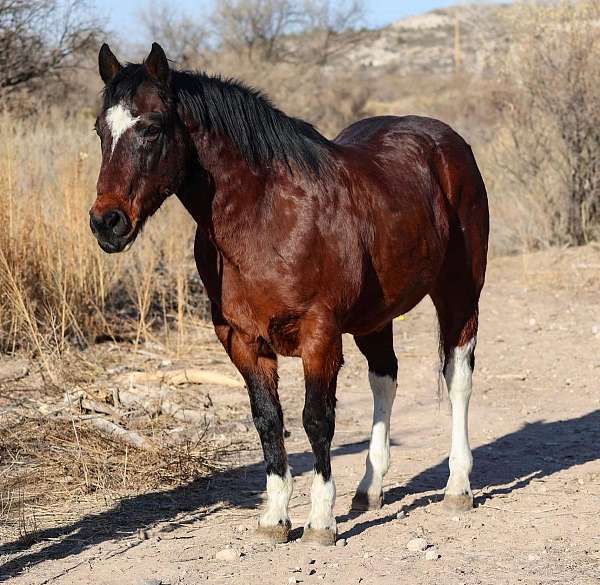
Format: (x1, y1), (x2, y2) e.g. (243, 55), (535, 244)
(431, 238), (486, 511)
(351, 322), (398, 511)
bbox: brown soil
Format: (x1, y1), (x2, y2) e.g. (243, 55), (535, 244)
(1, 246), (600, 585)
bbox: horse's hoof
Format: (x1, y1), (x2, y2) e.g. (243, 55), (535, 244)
(351, 491), (383, 511)
(443, 493), (473, 512)
(301, 527), (337, 546)
(256, 522), (291, 544)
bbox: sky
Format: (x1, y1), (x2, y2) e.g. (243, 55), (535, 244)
(94, 0), (474, 43)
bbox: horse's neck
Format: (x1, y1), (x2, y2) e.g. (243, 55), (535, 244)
(180, 132), (270, 251)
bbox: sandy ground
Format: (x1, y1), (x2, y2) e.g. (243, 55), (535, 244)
(1, 247), (600, 584)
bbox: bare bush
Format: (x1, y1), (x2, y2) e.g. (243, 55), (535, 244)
(139, 3), (209, 67)
(294, 0), (365, 65)
(0, 0), (99, 104)
(212, 0), (301, 62)
(493, 0), (600, 247)
(211, 0), (364, 63)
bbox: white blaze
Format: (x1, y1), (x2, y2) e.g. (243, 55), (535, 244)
(445, 337), (476, 496)
(106, 103), (140, 154)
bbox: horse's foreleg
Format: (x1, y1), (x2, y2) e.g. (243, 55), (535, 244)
(300, 325), (342, 546)
(213, 322), (291, 543)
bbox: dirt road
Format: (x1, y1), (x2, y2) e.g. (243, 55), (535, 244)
(2, 247), (600, 584)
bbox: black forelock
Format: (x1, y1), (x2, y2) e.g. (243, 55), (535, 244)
(102, 63), (148, 107)
(102, 63), (333, 175)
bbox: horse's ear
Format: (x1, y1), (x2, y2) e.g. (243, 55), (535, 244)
(98, 43), (122, 85)
(144, 43), (170, 85)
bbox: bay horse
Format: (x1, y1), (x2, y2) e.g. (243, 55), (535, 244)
(90, 43), (489, 545)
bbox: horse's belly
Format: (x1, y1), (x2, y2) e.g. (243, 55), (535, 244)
(344, 229), (445, 336)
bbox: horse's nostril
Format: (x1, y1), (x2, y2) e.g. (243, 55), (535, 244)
(101, 210), (130, 236)
(105, 211), (121, 229)
(90, 213), (104, 233)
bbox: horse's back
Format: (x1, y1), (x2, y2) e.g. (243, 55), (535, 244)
(335, 113), (487, 231)
(333, 115), (489, 334)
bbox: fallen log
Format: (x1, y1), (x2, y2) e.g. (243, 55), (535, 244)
(81, 416), (154, 450)
(117, 388), (209, 424)
(116, 368), (243, 388)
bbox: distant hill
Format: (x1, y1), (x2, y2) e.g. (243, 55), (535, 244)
(338, 4), (510, 76)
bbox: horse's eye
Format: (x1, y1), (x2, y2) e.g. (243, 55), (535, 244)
(143, 125), (161, 139)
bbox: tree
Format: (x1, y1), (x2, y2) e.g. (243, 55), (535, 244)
(139, 2), (209, 67)
(211, 0), (364, 64)
(496, 0), (600, 246)
(299, 0), (365, 65)
(0, 0), (99, 102)
(212, 0), (300, 62)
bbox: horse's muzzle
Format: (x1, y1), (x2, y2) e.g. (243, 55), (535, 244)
(89, 209), (135, 253)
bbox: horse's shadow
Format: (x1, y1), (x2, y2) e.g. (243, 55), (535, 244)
(1, 410), (599, 581)
(338, 409), (600, 539)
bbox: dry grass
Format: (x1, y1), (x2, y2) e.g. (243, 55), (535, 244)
(0, 411), (224, 541)
(0, 110), (204, 358)
(0, 111), (221, 538)
(0, 331), (245, 541)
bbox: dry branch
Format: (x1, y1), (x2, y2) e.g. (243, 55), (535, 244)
(117, 368), (244, 388)
(0, 360), (29, 384)
(80, 416), (154, 451)
(116, 388), (210, 425)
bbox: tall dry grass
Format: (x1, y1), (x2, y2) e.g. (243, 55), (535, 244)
(0, 111), (202, 358)
(2, 1), (599, 355)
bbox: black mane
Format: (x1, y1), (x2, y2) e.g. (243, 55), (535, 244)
(103, 64), (333, 175)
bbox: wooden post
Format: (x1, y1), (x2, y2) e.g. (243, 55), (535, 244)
(454, 14), (462, 72)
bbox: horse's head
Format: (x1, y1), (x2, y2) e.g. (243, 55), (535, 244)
(90, 43), (190, 253)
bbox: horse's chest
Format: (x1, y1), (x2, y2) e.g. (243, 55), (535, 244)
(220, 269), (303, 356)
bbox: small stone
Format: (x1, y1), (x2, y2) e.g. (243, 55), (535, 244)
(215, 548), (241, 562)
(528, 318), (536, 327)
(335, 538), (347, 547)
(396, 510), (406, 519)
(527, 554), (540, 562)
(291, 566), (302, 573)
(425, 548), (440, 561)
(577, 478), (585, 485)
(309, 569), (317, 576)
(235, 524), (246, 533)
(363, 552), (370, 559)
(451, 516), (460, 522)
(141, 580), (163, 585)
(137, 529), (149, 541)
(407, 538), (428, 552)
(288, 578), (300, 584)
